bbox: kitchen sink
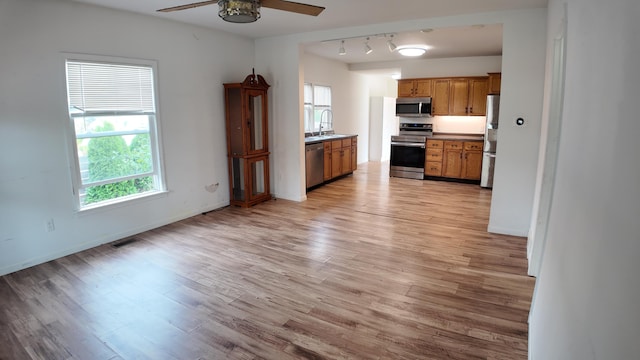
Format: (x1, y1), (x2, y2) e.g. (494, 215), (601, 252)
(305, 134), (345, 143)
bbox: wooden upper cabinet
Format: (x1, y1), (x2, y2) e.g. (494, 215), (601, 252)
(432, 79), (450, 116)
(449, 79), (471, 116)
(448, 78), (489, 116)
(397, 79), (432, 97)
(414, 79), (432, 97)
(488, 72), (502, 94)
(399, 76), (489, 116)
(468, 78), (489, 116)
(397, 80), (415, 97)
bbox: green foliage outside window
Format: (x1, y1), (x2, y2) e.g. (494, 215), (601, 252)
(84, 122), (153, 205)
(130, 133), (153, 193)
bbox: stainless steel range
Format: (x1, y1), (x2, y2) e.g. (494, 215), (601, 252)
(390, 120), (433, 179)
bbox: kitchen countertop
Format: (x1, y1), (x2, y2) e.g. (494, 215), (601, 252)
(304, 134), (357, 144)
(429, 133), (484, 141)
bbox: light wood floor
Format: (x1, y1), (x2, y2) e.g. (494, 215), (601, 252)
(0, 162), (535, 360)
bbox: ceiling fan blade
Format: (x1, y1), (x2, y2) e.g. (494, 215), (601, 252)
(157, 0), (217, 13)
(260, 0), (325, 16)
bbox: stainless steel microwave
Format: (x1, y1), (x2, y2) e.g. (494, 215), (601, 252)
(395, 97), (432, 117)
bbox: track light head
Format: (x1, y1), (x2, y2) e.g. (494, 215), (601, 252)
(387, 34), (397, 52)
(364, 37), (373, 55)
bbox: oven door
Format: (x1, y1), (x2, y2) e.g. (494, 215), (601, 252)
(390, 141), (426, 179)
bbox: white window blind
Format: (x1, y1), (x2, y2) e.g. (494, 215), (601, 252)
(313, 85), (331, 107)
(66, 61), (155, 113)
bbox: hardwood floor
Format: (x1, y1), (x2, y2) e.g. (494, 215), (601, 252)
(0, 162), (535, 360)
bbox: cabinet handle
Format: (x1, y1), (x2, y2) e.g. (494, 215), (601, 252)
(469, 107), (473, 113)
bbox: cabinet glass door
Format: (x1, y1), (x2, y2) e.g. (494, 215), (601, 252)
(250, 157), (266, 198)
(248, 91), (265, 153)
(230, 157), (245, 201)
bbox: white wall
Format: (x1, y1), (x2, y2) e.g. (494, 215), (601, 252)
(400, 55), (503, 78)
(529, 0), (640, 359)
(302, 53), (372, 164)
(487, 10), (547, 236)
(0, 0), (254, 275)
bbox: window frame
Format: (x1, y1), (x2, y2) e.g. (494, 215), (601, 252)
(63, 54), (167, 212)
(304, 83), (333, 134)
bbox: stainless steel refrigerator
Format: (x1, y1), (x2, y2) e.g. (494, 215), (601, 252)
(481, 95), (499, 188)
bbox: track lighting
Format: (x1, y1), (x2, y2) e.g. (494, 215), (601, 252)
(338, 40), (346, 55)
(364, 37), (373, 54)
(324, 33), (429, 57)
(387, 34), (397, 52)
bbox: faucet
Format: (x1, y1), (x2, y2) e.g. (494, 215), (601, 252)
(319, 109), (332, 136)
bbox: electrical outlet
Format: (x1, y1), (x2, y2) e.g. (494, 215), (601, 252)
(45, 219), (55, 232)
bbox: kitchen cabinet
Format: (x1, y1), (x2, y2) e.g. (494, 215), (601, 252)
(449, 78), (489, 116)
(405, 76), (489, 116)
(425, 139), (444, 176)
(442, 141), (464, 178)
(331, 138), (352, 178)
(488, 72), (502, 94)
(397, 79), (432, 97)
(351, 137), (358, 171)
(428, 140), (483, 181)
(461, 142), (483, 180)
(321, 136), (357, 181)
(323, 141), (332, 181)
(432, 79), (451, 116)
(224, 72), (271, 207)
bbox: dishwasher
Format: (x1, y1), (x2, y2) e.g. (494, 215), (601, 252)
(305, 142), (324, 188)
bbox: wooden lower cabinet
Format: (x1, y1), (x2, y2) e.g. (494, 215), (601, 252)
(442, 141), (464, 178)
(351, 137), (358, 171)
(425, 139), (444, 176)
(322, 136), (357, 182)
(426, 139), (483, 181)
(461, 141), (483, 180)
(323, 142), (332, 181)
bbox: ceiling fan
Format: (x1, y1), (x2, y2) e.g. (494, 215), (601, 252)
(157, 0), (325, 23)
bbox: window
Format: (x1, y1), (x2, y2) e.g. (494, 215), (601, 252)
(304, 83), (332, 134)
(65, 57), (165, 210)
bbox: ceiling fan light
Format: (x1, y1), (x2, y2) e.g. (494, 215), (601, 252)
(218, 0), (261, 23)
(397, 46), (428, 57)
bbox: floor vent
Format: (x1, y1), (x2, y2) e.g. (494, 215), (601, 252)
(112, 238), (138, 248)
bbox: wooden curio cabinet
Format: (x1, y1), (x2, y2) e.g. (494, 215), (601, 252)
(224, 72), (271, 207)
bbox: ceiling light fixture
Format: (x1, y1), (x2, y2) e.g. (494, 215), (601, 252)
(387, 34), (397, 52)
(338, 40), (346, 56)
(218, 0), (261, 23)
(397, 45), (429, 57)
(364, 37), (373, 54)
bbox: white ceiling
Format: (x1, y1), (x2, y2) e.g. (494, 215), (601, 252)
(71, 0), (547, 64)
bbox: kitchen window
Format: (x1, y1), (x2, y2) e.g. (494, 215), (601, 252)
(304, 83), (332, 134)
(64, 56), (165, 210)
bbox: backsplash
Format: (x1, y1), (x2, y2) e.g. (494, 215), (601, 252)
(432, 116), (486, 134)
